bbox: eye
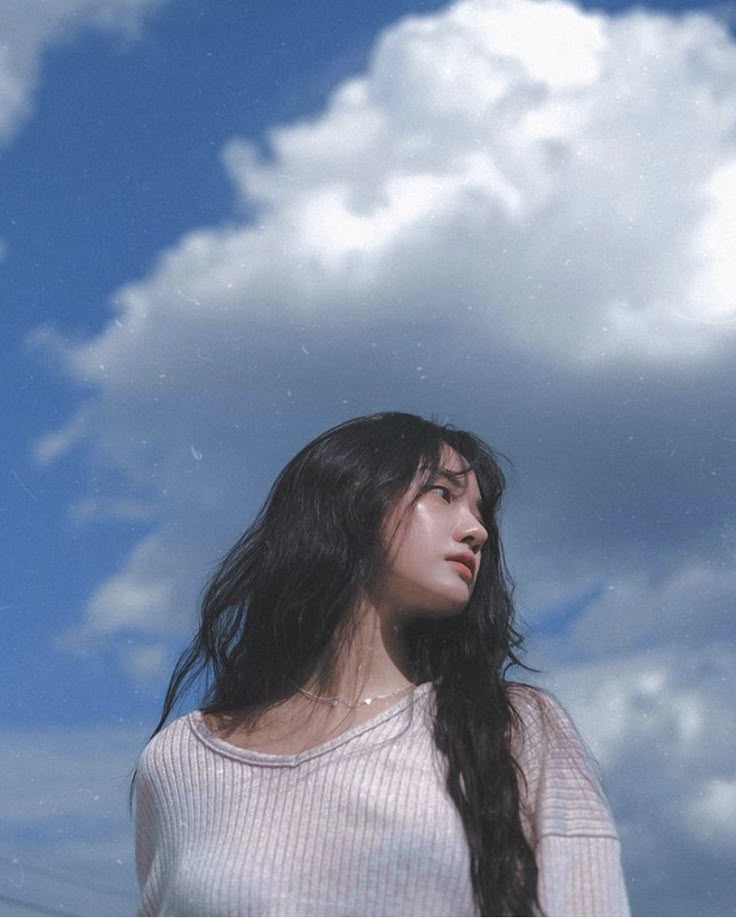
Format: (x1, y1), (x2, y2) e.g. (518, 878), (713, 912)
(427, 484), (452, 503)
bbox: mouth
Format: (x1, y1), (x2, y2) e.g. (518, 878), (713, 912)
(447, 557), (475, 581)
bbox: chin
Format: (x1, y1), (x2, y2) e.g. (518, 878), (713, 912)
(414, 593), (471, 620)
(386, 575), (474, 620)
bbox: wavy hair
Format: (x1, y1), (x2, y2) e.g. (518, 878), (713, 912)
(134, 411), (538, 915)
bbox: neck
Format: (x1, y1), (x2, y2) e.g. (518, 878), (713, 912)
(310, 598), (416, 705)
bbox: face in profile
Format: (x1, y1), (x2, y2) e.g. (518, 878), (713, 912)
(379, 446), (488, 619)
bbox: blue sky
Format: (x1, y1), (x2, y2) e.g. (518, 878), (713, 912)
(2, 0), (735, 914)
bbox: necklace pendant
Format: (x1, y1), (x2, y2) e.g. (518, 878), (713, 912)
(364, 697), (373, 705)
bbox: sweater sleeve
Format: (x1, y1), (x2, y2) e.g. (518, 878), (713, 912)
(510, 686), (630, 917)
(134, 742), (164, 917)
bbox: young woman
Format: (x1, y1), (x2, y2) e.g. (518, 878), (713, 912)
(133, 411), (629, 917)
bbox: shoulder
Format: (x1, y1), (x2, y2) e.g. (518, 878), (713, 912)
(136, 712), (198, 790)
(507, 682), (588, 758)
(506, 683), (618, 840)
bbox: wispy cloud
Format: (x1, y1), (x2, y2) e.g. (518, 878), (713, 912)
(0, 0), (168, 147)
(0, 724), (145, 916)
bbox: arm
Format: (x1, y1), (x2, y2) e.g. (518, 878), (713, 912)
(510, 686), (630, 917)
(133, 745), (163, 917)
(536, 833), (630, 917)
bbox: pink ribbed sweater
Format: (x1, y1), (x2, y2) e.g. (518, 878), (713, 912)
(134, 682), (629, 916)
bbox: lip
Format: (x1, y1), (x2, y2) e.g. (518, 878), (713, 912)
(446, 554), (476, 580)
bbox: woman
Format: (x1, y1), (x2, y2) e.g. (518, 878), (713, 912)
(133, 411), (629, 917)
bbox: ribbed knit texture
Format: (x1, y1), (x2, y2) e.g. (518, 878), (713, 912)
(135, 683), (629, 917)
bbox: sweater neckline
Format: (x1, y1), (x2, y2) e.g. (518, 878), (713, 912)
(188, 680), (434, 767)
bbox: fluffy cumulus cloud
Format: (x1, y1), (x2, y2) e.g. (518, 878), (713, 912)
(545, 644), (736, 914)
(0, 0), (168, 146)
(41, 0), (736, 378)
(30, 0), (736, 653)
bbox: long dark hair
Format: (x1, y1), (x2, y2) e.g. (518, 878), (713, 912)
(135, 411), (538, 915)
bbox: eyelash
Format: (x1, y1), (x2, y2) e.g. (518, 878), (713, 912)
(427, 484), (486, 527)
(428, 484), (452, 502)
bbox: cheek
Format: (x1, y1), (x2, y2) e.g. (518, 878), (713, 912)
(393, 512), (434, 562)
(390, 536), (422, 578)
(393, 519), (452, 590)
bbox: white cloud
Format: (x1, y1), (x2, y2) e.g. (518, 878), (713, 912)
(0, 0), (168, 146)
(32, 406), (89, 465)
(58, 532), (178, 638)
(31, 0), (736, 667)
(54, 521), (224, 667)
(69, 495), (156, 523)
(563, 549), (736, 654)
(543, 645), (735, 772)
(0, 724), (143, 915)
(120, 641), (170, 681)
(684, 160), (736, 327)
(688, 778), (736, 848)
(539, 643), (736, 911)
(32, 0), (736, 398)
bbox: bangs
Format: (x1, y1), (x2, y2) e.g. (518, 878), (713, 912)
(409, 432), (501, 529)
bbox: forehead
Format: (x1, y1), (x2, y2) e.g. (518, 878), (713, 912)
(413, 444), (480, 494)
(438, 445), (469, 473)
(410, 445), (470, 484)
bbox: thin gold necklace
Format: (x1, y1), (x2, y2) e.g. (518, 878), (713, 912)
(293, 681), (415, 711)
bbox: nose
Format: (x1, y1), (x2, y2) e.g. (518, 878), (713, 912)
(455, 512), (488, 553)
